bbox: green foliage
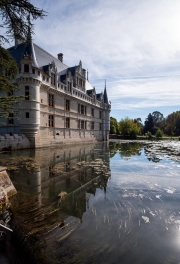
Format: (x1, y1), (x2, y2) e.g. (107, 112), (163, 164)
(0, 0), (45, 44)
(119, 117), (140, 138)
(152, 111), (164, 126)
(133, 117), (143, 134)
(145, 131), (152, 139)
(144, 111), (164, 135)
(109, 142), (142, 158)
(0, 1), (45, 122)
(164, 111), (180, 136)
(144, 113), (154, 134)
(110, 117), (119, 134)
(155, 129), (163, 139)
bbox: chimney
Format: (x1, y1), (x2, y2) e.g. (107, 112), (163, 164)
(57, 53), (63, 62)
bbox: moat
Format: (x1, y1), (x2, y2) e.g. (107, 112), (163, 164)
(0, 140), (180, 264)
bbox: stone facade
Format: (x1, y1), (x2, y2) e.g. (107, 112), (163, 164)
(0, 38), (111, 148)
(0, 134), (30, 151)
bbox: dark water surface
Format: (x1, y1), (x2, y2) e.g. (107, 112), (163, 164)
(0, 141), (180, 264)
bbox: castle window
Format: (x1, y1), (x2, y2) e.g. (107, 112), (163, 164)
(26, 112), (29, 118)
(78, 104), (80, 113)
(99, 111), (102, 119)
(78, 120), (80, 129)
(85, 121), (87, 129)
(8, 113), (14, 125)
(66, 117), (70, 128)
(66, 100), (70, 111)
(61, 85), (63, 89)
(81, 105), (84, 115)
(91, 108), (94, 117)
(51, 73), (55, 85)
(38, 71), (40, 76)
(47, 77), (49, 82)
(25, 86), (29, 100)
(19, 67), (21, 73)
(91, 122), (94, 130)
(49, 115), (54, 127)
(81, 120), (84, 129)
(49, 94), (54, 107)
(43, 75), (45, 81)
(24, 64), (29, 73)
(99, 123), (102, 130)
(32, 69), (35, 74)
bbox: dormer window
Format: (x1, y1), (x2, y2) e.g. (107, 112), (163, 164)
(24, 64), (29, 73)
(51, 73), (55, 85)
(68, 82), (71, 92)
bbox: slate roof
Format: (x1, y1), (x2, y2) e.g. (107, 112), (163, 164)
(8, 41), (68, 73)
(67, 66), (76, 76)
(8, 40), (109, 104)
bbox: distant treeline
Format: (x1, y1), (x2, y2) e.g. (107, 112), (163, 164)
(110, 111), (180, 138)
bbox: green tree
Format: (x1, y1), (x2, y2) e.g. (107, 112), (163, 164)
(155, 129), (163, 139)
(110, 117), (119, 134)
(134, 117), (143, 134)
(0, 0), (45, 122)
(144, 113), (154, 134)
(164, 111), (180, 136)
(152, 111), (164, 126)
(119, 117), (140, 138)
(145, 131), (152, 139)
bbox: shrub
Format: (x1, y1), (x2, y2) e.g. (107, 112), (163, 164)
(155, 129), (163, 139)
(146, 131), (152, 139)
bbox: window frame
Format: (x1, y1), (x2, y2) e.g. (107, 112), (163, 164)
(66, 117), (70, 128)
(66, 99), (70, 111)
(49, 115), (54, 127)
(24, 64), (29, 73)
(25, 86), (29, 100)
(49, 94), (54, 107)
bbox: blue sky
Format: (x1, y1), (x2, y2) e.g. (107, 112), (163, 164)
(23, 1), (180, 122)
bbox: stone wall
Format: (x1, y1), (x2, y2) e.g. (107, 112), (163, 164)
(0, 134), (30, 151)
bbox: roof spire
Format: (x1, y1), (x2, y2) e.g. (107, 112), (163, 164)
(27, 14), (32, 43)
(87, 69), (89, 81)
(104, 79), (108, 104)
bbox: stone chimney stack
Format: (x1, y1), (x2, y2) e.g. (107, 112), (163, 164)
(57, 53), (63, 62)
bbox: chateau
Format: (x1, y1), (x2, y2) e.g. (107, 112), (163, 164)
(0, 37), (111, 148)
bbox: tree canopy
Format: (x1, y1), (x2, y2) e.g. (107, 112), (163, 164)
(0, 0), (45, 123)
(119, 117), (141, 138)
(110, 117), (119, 134)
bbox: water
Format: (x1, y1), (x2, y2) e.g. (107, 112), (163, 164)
(0, 141), (180, 263)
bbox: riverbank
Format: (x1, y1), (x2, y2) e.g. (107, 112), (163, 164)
(109, 134), (179, 141)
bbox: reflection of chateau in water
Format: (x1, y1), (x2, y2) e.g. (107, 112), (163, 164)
(4, 143), (110, 236)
